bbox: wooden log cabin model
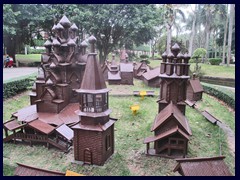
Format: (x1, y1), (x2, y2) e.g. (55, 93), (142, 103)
(144, 44), (192, 158)
(3, 15), (117, 165)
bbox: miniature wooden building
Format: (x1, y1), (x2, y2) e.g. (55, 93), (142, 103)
(173, 156), (232, 176)
(3, 15), (88, 152)
(133, 60), (150, 79)
(119, 62), (134, 85)
(142, 67), (160, 87)
(72, 36), (117, 166)
(186, 73), (204, 102)
(144, 44), (192, 158)
(108, 54), (121, 85)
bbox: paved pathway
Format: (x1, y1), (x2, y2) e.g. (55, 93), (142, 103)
(3, 67), (38, 81)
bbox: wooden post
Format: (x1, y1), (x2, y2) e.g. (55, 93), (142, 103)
(146, 143), (149, 154)
(4, 128), (8, 137)
(13, 130), (16, 144)
(168, 147), (171, 156)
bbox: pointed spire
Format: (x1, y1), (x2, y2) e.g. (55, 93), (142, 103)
(80, 36), (107, 91)
(80, 41), (88, 47)
(88, 35), (97, 53)
(46, 78), (53, 85)
(49, 62), (56, 68)
(59, 15), (71, 28)
(171, 43), (180, 57)
(52, 24), (57, 32)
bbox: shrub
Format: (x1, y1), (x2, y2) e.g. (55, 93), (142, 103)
(28, 48), (45, 54)
(208, 58), (222, 65)
(189, 59), (196, 63)
(140, 54), (149, 59)
(18, 61), (41, 67)
(202, 84), (235, 109)
(3, 78), (34, 99)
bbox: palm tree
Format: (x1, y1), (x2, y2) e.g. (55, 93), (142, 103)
(222, 4), (228, 64)
(227, 4), (235, 66)
(164, 4), (186, 53)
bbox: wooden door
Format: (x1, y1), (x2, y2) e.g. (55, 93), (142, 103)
(83, 148), (92, 165)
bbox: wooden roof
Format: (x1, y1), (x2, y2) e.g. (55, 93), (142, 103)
(173, 156), (232, 176)
(28, 120), (55, 134)
(72, 119), (116, 132)
(56, 124), (73, 140)
(80, 52), (107, 91)
(120, 63), (133, 72)
(144, 125), (189, 143)
(142, 67), (160, 80)
(3, 119), (26, 131)
(15, 163), (65, 176)
(151, 102), (192, 135)
(14, 103), (80, 126)
(134, 62), (143, 71)
(108, 71), (121, 80)
(189, 78), (204, 93)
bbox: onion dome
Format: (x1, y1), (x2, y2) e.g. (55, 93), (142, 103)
(184, 52), (191, 60)
(46, 78), (53, 85)
(59, 15), (71, 28)
(44, 40), (52, 47)
(167, 52), (174, 60)
(177, 52), (184, 60)
(161, 51), (167, 59)
(88, 35), (97, 44)
(171, 43), (180, 57)
(56, 23), (64, 30)
(52, 39), (61, 46)
(49, 62), (56, 68)
(80, 41), (88, 47)
(70, 23), (78, 31)
(67, 39), (76, 46)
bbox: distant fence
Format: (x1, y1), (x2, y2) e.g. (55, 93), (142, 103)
(200, 76), (235, 87)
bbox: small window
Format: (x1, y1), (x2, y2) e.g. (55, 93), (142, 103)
(178, 140), (184, 145)
(170, 140), (177, 144)
(105, 135), (111, 151)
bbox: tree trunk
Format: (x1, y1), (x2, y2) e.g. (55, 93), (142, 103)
(166, 24), (172, 54)
(222, 5), (228, 64)
(5, 35), (16, 63)
(204, 27), (210, 62)
(227, 4), (234, 66)
(189, 5), (196, 56)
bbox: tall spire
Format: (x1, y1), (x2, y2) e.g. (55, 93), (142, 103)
(80, 35), (107, 90)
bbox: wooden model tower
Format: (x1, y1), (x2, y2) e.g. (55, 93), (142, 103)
(144, 44), (192, 158)
(72, 36), (117, 166)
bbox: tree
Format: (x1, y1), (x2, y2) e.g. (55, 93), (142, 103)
(192, 48), (207, 77)
(227, 4), (235, 66)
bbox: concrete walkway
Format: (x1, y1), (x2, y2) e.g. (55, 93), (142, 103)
(3, 67), (38, 81)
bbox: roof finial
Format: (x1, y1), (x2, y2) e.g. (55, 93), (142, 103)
(88, 35), (97, 53)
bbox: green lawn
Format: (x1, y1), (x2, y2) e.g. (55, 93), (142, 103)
(149, 60), (235, 79)
(16, 54), (41, 63)
(3, 89), (235, 176)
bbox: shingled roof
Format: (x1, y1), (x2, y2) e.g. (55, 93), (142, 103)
(120, 63), (133, 72)
(189, 78), (204, 93)
(151, 102), (192, 135)
(79, 36), (108, 93)
(173, 156), (232, 176)
(142, 67), (160, 80)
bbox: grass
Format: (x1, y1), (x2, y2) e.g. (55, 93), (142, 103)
(196, 93), (235, 133)
(148, 60), (235, 79)
(3, 74), (37, 83)
(3, 88), (235, 176)
(190, 63), (235, 79)
(16, 54), (41, 63)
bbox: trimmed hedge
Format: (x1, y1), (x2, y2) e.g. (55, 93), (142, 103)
(209, 58), (222, 65)
(202, 84), (235, 109)
(3, 78), (34, 99)
(140, 54), (149, 59)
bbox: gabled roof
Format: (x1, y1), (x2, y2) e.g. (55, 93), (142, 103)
(56, 124), (73, 141)
(15, 163), (65, 176)
(144, 125), (189, 143)
(151, 102), (192, 135)
(142, 67), (160, 80)
(40, 88), (56, 100)
(28, 119), (55, 134)
(120, 63), (133, 72)
(173, 156), (232, 176)
(108, 71), (121, 80)
(189, 78), (204, 93)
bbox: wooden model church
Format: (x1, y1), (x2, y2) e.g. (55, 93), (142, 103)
(3, 15), (117, 165)
(144, 44), (192, 158)
(72, 36), (117, 165)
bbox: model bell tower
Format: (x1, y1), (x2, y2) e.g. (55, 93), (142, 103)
(72, 35), (117, 166)
(144, 44), (192, 158)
